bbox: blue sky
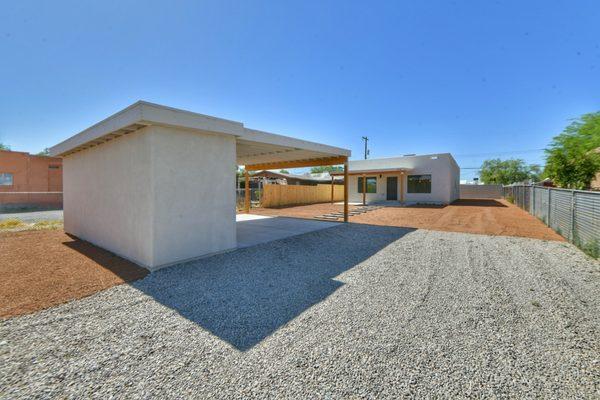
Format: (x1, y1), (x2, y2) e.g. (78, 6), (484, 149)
(1, 1), (599, 180)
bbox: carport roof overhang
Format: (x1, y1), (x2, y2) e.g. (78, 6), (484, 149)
(49, 101), (351, 168)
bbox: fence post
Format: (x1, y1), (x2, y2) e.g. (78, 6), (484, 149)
(531, 185), (535, 216)
(546, 187), (551, 227)
(570, 190), (576, 243)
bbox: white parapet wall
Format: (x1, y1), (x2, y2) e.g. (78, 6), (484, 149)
(346, 154), (460, 204)
(63, 125), (236, 270)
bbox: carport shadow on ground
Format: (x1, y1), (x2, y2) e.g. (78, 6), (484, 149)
(127, 223), (414, 351)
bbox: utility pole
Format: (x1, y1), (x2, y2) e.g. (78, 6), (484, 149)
(362, 136), (369, 159)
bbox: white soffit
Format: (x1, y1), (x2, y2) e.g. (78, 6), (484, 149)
(236, 128), (349, 166)
(49, 101), (245, 157)
(49, 101), (350, 164)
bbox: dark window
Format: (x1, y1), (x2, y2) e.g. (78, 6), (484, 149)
(407, 174), (431, 193)
(358, 177), (377, 193)
(49, 165), (60, 169)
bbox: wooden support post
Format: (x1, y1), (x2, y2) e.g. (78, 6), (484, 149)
(400, 172), (405, 204)
(244, 169), (250, 213)
(343, 159), (349, 222)
(362, 174), (366, 205)
(331, 176), (334, 203)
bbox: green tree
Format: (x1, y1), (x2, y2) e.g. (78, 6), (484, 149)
(37, 148), (50, 156)
(479, 158), (540, 185)
(310, 165), (343, 173)
(544, 112), (600, 189)
(279, 169), (290, 174)
(0, 143), (9, 150)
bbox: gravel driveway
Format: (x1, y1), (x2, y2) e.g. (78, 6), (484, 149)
(1, 224), (599, 398)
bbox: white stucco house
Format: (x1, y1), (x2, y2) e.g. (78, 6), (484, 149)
(334, 154), (460, 205)
(49, 101), (350, 270)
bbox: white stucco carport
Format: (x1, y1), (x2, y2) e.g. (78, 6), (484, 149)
(50, 101), (350, 270)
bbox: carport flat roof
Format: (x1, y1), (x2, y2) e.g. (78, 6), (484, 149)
(49, 101), (350, 168)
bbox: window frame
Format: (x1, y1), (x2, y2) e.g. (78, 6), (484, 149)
(0, 172), (14, 186)
(407, 174), (432, 194)
(357, 176), (377, 194)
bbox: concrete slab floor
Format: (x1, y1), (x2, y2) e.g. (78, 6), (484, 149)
(236, 213), (340, 248)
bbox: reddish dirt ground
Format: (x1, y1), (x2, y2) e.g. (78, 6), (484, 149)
(248, 199), (564, 242)
(1, 230), (148, 319)
(4, 199), (560, 319)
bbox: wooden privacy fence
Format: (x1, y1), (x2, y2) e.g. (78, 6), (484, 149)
(261, 184), (344, 207)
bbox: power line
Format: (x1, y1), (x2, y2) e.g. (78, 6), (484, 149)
(454, 148), (545, 158)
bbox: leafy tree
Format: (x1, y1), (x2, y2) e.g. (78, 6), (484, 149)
(310, 165), (343, 173)
(279, 169), (290, 174)
(479, 158), (540, 185)
(37, 148), (50, 156)
(544, 112), (600, 189)
(0, 143), (9, 150)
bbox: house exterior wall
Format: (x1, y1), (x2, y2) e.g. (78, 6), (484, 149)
(0, 149), (63, 210)
(347, 154), (460, 204)
(62, 126), (236, 270)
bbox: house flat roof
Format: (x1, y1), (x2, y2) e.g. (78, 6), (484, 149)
(49, 101), (351, 167)
(330, 167), (412, 176)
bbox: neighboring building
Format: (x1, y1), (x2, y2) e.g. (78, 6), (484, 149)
(535, 177), (555, 187)
(591, 147), (600, 190)
(333, 153), (460, 205)
(591, 173), (600, 191)
(249, 170), (343, 186)
(0, 149), (63, 211)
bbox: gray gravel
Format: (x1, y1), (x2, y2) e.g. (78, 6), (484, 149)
(1, 224), (599, 399)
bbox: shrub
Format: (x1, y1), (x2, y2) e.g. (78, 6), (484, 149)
(31, 220), (63, 230)
(580, 239), (600, 259)
(0, 218), (26, 230)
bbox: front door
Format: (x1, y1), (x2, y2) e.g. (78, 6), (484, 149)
(386, 177), (398, 200)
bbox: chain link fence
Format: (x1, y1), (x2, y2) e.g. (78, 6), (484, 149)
(235, 188), (262, 210)
(0, 192), (63, 232)
(504, 185), (600, 257)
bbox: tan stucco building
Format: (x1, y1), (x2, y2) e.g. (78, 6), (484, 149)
(50, 101), (350, 270)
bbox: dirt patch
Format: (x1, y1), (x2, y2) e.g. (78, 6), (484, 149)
(246, 199), (564, 242)
(0, 230), (148, 319)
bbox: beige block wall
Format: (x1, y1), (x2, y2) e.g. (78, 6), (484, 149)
(63, 125), (236, 269)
